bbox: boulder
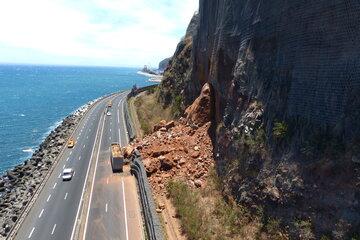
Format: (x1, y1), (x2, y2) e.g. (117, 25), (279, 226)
(142, 158), (160, 175)
(194, 179), (202, 188)
(184, 83), (212, 126)
(123, 145), (135, 159)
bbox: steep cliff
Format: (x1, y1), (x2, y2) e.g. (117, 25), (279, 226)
(159, 1), (360, 239)
(158, 57), (171, 72)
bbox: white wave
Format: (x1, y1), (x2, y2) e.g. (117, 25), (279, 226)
(22, 147), (35, 153)
(19, 113), (26, 117)
(137, 71), (159, 77)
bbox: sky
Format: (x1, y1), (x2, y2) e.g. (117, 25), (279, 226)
(0, 0), (198, 67)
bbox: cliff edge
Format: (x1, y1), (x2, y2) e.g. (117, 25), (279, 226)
(157, 1), (360, 239)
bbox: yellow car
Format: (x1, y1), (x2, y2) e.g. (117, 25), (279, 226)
(67, 138), (75, 148)
(108, 101), (112, 108)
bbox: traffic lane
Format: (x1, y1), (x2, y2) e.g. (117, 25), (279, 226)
(18, 102), (103, 239)
(85, 95), (128, 240)
(14, 98), (109, 240)
(119, 96), (129, 146)
(123, 173), (144, 240)
(32, 109), (102, 240)
(107, 92), (126, 145)
(85, 152), (127, 240)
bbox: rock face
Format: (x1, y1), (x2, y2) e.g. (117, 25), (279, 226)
(158, 1), (360, 239)
(158, 57), (171, 72)
(158, 13), (200, 111)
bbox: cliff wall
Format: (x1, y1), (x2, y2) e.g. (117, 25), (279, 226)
(159, 1), (360, 238)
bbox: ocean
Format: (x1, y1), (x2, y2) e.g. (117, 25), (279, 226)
(0, 64), (151, 174)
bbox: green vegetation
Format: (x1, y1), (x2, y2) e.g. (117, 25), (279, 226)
(272, 121), (288, 139)
(171, 94), (183, 117)
(133, 87), (173, 135)
(166, 168), (286, 240)
(167, 181), (211, 240)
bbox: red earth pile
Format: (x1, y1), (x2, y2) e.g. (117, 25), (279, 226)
(131, 83), (215, 196)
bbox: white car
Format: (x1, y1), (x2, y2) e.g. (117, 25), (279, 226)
(107, 112), (112, 116)
(62, 168), (74, 181)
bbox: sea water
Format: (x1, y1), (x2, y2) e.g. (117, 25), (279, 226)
(0, 64), (151, 174)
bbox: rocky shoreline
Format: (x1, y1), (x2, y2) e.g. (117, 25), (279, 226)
(0, 99), (97, 238)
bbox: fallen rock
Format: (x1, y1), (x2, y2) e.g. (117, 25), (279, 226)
(194, 179), (202, 188)
(184, 83), (212, 126)
(123, 145), (135, 159)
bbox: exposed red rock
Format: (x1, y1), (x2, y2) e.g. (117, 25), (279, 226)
(184, 83), (212, 127)
(132, 120), (214, 195)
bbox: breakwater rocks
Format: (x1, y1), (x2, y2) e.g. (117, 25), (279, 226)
(0, 102), (93, 238)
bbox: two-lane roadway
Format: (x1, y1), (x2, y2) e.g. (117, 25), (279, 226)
(14, 91), (143, 240)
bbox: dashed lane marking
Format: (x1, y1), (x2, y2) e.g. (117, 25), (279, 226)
(64, 193), (68, 200)
(47, 194), (51, 202)
(28, 227), (35, 238)
(51, 224), (57, 235)
(39, 209), (44, 218)
(105, 203), (108, 213)
(53, 182), (57, 189)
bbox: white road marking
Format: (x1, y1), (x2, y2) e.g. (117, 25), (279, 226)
(79, 156), (81, 161)
(51, 224), (57, 235)
(87, 136), (89, 139)
(58, 173), (61, 178)
(63, 165), (65, 169)
(64, 193), (68, 200)
(70, 151), (72, 155)
(118, 129), (121, 146)
(121, 99), (129, 144)
(39, 209), (44, 218)
(122, 179), (129, 240)
(83, 105), (107, 240)
(70, 101), (107, 240)
(109, 136), (111, 141)
(73, 171), (76, 177)
(77, 136), (79, 140)
(66, 157), (69, 162)
(53, 182), (57, 189)
(28, 227), (35, 238)
(110, 128), (111, 132)
(47, 194), (51, 202)
(83, 144), (86, 148)
(105, 203), (108, 213)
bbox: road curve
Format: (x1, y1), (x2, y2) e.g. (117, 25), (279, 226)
(14, 91), (143, 240)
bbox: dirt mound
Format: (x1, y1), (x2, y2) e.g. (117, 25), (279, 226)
(132, 120), (214, 195)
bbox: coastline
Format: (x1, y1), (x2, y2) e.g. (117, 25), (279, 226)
(0, 98), (97, 238)
(137, 71), (162, 83)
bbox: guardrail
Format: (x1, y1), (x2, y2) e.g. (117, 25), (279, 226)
(124, 91), (164, 240)
(130, 153), (164, 240)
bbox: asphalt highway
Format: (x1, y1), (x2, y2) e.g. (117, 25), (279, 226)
(14, 91), (143, 240)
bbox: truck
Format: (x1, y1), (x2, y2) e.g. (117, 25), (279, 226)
(110, 143), (124, 172)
